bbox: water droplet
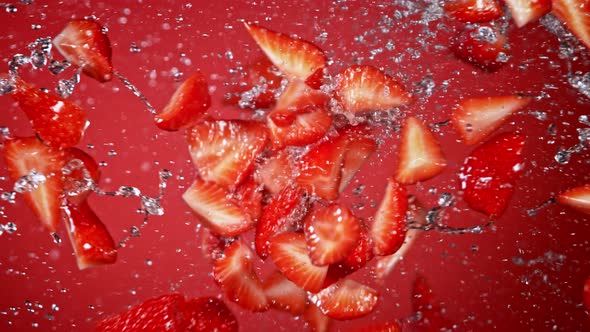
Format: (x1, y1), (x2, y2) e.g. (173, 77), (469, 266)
(5, 5), (17, 13)
(554, 150), (570, 164)
(1, 191), (16, 203)
(130, 226), (141, 237)
(51, 304), (59, 311)
(51, 233), (61, 244)
(438, 193), (455, 207)
(0, 77), (15, 96)
(29, 49), (47, 69)
(117, 186), (141, 197)
(145, 259), (152, 266)
(472, 26), (496, 43)
(48, 60), (70, 75)
(129, 42), (141, 53)
(13, 171), (47, 193)
(142, 197), (163, 216)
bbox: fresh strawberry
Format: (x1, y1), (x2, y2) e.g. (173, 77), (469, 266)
(255, 185), (307, 259)
(304, 203), (361, 266)
(200, 228), (232, 263)
(552, 0), (590, 49)
(303, 303), (332, 332)
(584, 276), (590, 313)
(557, 184), (590, 215)
(62, 201), (117, 269)
(395, 116), (447, 184)
(244, 22), (327, 88)
(350, 321), (402, 332)
(444, 0), (503, 23)
(330, 220), (374, 277)
(225, 57), (283, 109)
(409, 274), (453, 332)
(451, 24), (510, 71)
(334, 65), (412, 115)
(2, 136), (65, 232)
(155, 71), (211, 131)
(371, 178), (408, 256)
(452, 95), (531, 146)
(53, 19), (113, 82)
(262, 270), (308, 315)
(234, 179), (263, 222)
(459, 132), (525, 218)
(187, 119), (268, 188)
(63, 147), (100, 205)
(254, 150), (295, 195)
(182, 178), (255, 237)
(213, 240), (269, 312)
(8, 76), (87, 148)
(338, 125), (377, 193)
(504, 0), (552, 27)
(269, 232), (328, 293)
(185, 297), (238, 332)
(310, 279), (379, 320)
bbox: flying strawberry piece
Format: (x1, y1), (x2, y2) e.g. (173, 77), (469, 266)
(304, 203), (361, 266)
(303, 303), (332, 332)
(552, 0), (590, 49)
(185, 297), (239, 332)
(2, 136), (65, 232)
(331, 220), (374, 276)
(8, 76), (87, 148)
(269, 232), (329, 293)
(262, 270), (308, 315)
(234, 179), (263, 222)
(63, 147), (100, 205)
(53, 19), (113, 82)
(182, 178), (255, 237)
(409, 274), (453, 332)
(310, 279), (379, 320)
(225, 57), (283, 109)
(254, 150), (295, 195)
(200, 228), (232, 263)
(371, 178), (408, 256)
(155, 71), (211, 131)
(334, 65), (412, 115)
(350, 321), (402, 332)
(255, 185), (307, 259)
(187, 119), (268, 188)
(338, 125), (378, 193)
(213, 240), (269, 312)
(557, 184), (590, 215)
(444, 0), (503, 23)
(62, 201), (117, 269)
(584, 276), (590, 313)
(459, 132), (525, 218)
(451, 24), (510, 71)
(244, 22), (327, 88)
(452, 95), (531, 146)
(504, 0), (552, 27)
(395, 116), (447, 184)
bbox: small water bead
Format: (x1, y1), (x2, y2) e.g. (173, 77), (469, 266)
(0, 76), (14, 95)
(1, 191), (16, 203)
(568, 72), (590, 99)
(579, 115), (590, 126)
(130, 226), (141, 237)
(51, 233), (61, 244)
(51, 304), (59, 312)
(31, 24), (41, 30)
(9, 54), (30, 74)
(5, 5), (17, 13)
(145, 259), (152, 266)
(2, 222), (17, 234)
(472, 26), (497, 43)
(117, 186), (141, 197)
(56, 70), (81, 98)
(129, 43), (141, 53)
(438, 192), (455, 207)
(141, 196), (163, 216)
(48, 60), (70, 75)
(29, 50), (47, 69)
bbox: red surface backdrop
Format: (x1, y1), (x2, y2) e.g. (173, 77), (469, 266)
(0, 1), (589, 331)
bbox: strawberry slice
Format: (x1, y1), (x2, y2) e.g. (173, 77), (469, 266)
(444, 0), (503, 23)
(182, 178), (255, 237)
(410, 274), (453, 332)
(504, 0), (552, 27)
(62, 201), (117, 269)
(255, 185), (307, 259)
(234, 179), (263, 221)
(304, 203), (361, 266)
(310, 279), (379, 320)
(331, 220), (374, 276)
(262, 270), (308, 315)
(155, 71), (211, 131)
(185, 297), (238, 332)
(53, 19), (113, 82)
(334, 65), (412, 115)
(371, 178), (408, 256)
(584, 276), (590, 313)
(557, 184), (590, 215)
(552, 0), (590, 49)
(459, 132), (526, 218)
(244, 22), (327, 88)
(200, 228), (232, 263)
(225, 57), (283, 109)
(338, 125), (377, 193)
(254, 150), (295, 195)
(452, 95), (531, 146)
(213, 240), (269, 312)
(8, 76), (87, 148)
(269, 232), (328, 293)
(303, 303), (332, 332)
(451, 24), (510, 71)
(63, 147), (100, 205)
(2, 136), (65, 232)
(351, 321), (402, 332)
(395, 116), (447, 184)
(187, 119), (268, 188)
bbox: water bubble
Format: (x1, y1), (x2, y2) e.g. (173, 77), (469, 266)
(8, 54), (29, 74)
(472, 26), (497, 43)
(130, 226), (141, 237)
(5, 5), (17, 13)
(145, 259), (152, 266)
(554, 150), (571, 164)
(29, 50), (47, 69)
(48, 60), (70, 75)
(51, 304), (59, 311)
(1, 191), (16, 203)
(0, 76), (15, 95)
(3, 222), (17, 234)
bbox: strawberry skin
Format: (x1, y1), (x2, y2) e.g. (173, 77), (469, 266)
(451, 24), (510, 71)
(552, 0), (590, 49)
(504, 0), (552, 27)
(371, 178), (408, 256)
(459, 132), (526, 218)
(155, 72), (211, 131)
(185, 297), (238, 332)
(226, 57), (283, 109)
(62, 201), (117, 269)
(444, 0), (503, 23)
(53, 19), (113, 82)
(262, 270), (308, 315)
(310, 279), (379, 320)
(327, 221), (374, 282)
(557, 184), (590, 215)
(63, 147), (100, 205)
(3, 136), (65, 232)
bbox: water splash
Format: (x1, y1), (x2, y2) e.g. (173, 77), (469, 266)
(113, 71), (157, 115)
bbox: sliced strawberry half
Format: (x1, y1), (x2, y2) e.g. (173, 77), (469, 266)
(504, 0), (552, 27)
(444, 0), (503, 23)
(269, 232), (329, 293)
(552, 0), (590, 49)
(459, 132), (526, 218)
(557, 184), (590, 215)
(200, 228), (232, 263)
(185, 297), (238, 332)
(303, 303), (332, 332)
(254, 150), (295, 195)
(338, 125), (377, 193)
(2, 136), (65, 232)
(262, 270), (308, 315)
(155, 71), (211, 131)
(451, 24), (510, 71)
(371, 178), (408, 256)
(225, 57), (283, 109)
(244, 22), (327, 88)
(63, 147), (100, 205)
(182, 178), (255, 237)
(187, 119), (268, 188)
(452, 95), (531, 146)
(334, 65), (412, 115)
(310, 279), (379, 320)
(8, 76), (87, 148)
(304, 203), (361, 266)
(53, 19), (113, 82)
(395, 116), (447, 184)
(62, 201), (117, 269)
(213, 240), (269, 312)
